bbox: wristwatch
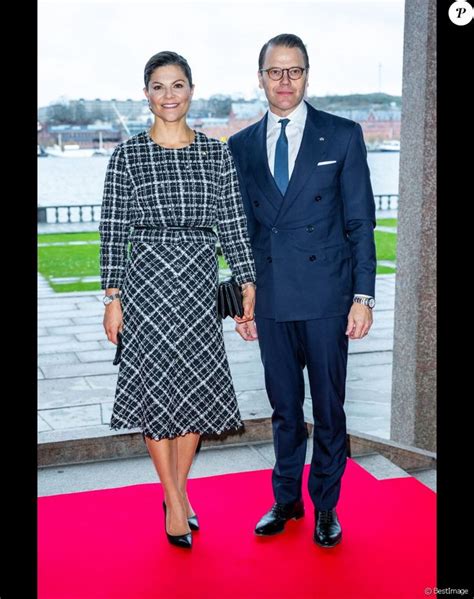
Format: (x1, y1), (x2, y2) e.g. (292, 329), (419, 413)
(103, 292), (121, 306)
(241, 282), (256, 291)
(353, 296), (375, 309)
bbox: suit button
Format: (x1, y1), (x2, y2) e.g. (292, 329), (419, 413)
(267, 256), (272, 263)
(315, 195), (322, 202)
(253, 201), (260, 207)
(306, 225), (314, 232)
(309, 255), (317, 261)
(271, 227), (278, 233)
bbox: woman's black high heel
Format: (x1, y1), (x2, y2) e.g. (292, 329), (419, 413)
(188, 513), (200, 531)
(162, 501), (192, 549)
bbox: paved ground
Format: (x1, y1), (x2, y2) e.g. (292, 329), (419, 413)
(38, 273), (396, 442)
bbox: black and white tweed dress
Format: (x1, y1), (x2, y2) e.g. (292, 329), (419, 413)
(99, 131), (256, 441)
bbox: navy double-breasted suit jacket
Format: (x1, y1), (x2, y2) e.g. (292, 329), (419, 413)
(228, 101), (376, 322)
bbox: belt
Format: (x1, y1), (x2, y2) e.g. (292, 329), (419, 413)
(133, 225), (214, 233)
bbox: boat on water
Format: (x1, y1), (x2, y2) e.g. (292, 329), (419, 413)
(46, 144), (98, 158)
(92, 147), (110, 156)
(377, 140), (400, 152)
(45, 131), (112, 158)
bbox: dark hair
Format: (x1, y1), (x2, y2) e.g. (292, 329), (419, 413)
(144, 51), (193, 88)
(258, 34), (309, 70)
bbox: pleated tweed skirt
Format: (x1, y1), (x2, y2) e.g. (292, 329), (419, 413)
(110, 238), (243, 440)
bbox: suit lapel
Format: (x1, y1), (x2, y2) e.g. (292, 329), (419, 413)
(249, 114), (284, 214)
(275, 102), (334, 224)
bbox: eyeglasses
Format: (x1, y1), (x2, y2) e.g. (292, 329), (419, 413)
(259, 67), (307, 81)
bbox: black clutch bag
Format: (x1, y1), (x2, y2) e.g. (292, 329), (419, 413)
(217, 278), (243, 319)
(113, 332), (123, 365)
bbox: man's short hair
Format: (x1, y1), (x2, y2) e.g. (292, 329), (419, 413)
(258, 34), (310, 70)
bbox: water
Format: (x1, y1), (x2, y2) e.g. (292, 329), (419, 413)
(38, 156), (110, 206)
(366, 152), (399, 196)
(37, 152), (399, 207)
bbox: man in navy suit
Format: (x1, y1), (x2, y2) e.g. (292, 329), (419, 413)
(228, 33), (376, 547)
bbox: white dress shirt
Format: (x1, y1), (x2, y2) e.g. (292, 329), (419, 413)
(266, 100), (307, 179)
(265, 99), (373, 303)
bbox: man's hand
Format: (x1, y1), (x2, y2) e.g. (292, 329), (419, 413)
(235, 320), (258, 341)
(234, 285), (256, 324)
(346, 303), (373, 339)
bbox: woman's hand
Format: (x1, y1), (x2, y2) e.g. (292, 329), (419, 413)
(235, 320), (258, 341)
(234, 285), (255, 324)
(103, 302), (123, 345)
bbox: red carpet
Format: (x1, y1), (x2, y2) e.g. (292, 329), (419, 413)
(38, 459), (435, 599)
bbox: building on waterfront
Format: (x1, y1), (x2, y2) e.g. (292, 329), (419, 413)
(39, 124), (122, 150)
(38, 98), (149, 123)
(332, 107), (401, 143)
(38, 97), (400, 148)
(189, 102), (400, 144)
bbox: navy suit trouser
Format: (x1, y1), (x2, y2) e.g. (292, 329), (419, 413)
(255, 315), (349, 510)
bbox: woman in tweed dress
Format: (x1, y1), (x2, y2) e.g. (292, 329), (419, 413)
(99, 51), (256, 548)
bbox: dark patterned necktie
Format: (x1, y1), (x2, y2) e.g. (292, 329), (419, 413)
(274, 118), (290, 194)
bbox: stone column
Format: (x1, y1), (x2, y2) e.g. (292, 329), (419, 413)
(390, 0), (436, 451)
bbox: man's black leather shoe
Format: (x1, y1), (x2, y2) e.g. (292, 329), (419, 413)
(255, 500), (304, 535)
(313, 508), (342, 547)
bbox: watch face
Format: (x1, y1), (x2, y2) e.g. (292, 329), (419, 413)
(368, 298), (375, 308)
(103, 296), (112, 305)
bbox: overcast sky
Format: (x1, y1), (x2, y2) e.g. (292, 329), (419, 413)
(38, 0), (405, 106)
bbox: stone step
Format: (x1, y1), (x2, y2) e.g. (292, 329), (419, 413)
(38, 441), (434, 499)
(352, 452), (437, 492)
(38, 441), (274, 496)
(352, 452), (411, 480)
(406, 468), (437, 492)
(38, 421), (436, 487)
(37, 417), (279, 467)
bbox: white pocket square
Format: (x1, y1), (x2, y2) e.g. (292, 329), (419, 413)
(317, 160), (337, 166)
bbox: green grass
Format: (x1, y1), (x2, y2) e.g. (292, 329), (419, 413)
(38, 244), (100, 278)
(374, 230), (397, 262)
(217, 255), (228, 270)
(49, 281), (103, 293)
(376, 218), (397, 228)
(38, 232), (100, 244)
(377, 265), (397, 274)
(38, 227), (397, 292)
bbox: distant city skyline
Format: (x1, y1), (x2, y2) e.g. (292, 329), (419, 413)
(38, 0), (405, 106)
(39, 91), (402, 110)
